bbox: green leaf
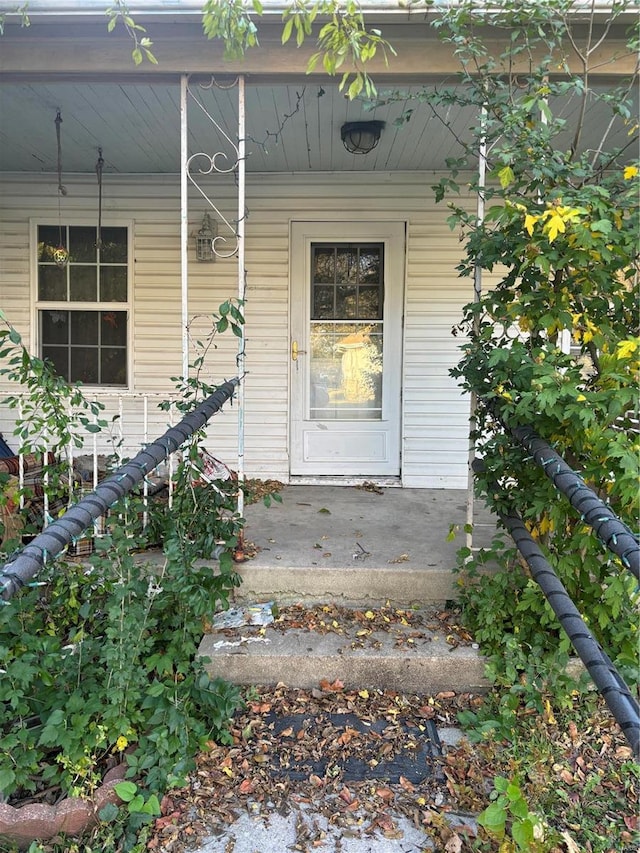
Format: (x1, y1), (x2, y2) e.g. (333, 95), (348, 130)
(512, 817), (535, 850)
(99, 802), (120, 821)
(478, 801), (506, 833)
(0, 767), (16, 792)
(114, 780), (137, 802)
(282, 16), (293, 44)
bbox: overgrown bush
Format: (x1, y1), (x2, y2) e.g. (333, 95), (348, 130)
(0, 302), (246, 839)
(420, 0), (640, 707)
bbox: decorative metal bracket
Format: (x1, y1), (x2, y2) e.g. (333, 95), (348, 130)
(186, 76), (242, 259)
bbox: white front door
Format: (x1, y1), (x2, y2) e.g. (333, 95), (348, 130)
(290, 221), (404, 477)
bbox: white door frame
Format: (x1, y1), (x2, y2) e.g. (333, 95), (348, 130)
(289, 220), (405, 478)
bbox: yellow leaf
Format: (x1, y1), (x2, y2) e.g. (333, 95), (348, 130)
(222, 766), (234, 777)
(358, 689), (370, 699)
(543, 212), (566, 243)
(616, 338), (639, 360)
(524, 214), (537, 236)
(364, 610), (375, 620)
(498, 165), (515, 188)
(544, 699), (557, 725)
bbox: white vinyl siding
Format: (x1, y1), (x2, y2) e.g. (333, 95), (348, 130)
(0, 171), (476, 487)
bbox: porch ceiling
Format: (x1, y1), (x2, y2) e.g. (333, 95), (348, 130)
(0, 77), (635, 175)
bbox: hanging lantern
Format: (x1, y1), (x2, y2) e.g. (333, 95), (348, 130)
(53, 111), (68, 269)
(52, 245), (69, 269)
(195, 212), (216, 262)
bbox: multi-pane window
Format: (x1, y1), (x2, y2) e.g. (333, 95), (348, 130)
(37, 225), (128, 387)
(311, 243), (383, 321)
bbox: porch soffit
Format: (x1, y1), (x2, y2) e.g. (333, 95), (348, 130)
(1, 75), (633, 175)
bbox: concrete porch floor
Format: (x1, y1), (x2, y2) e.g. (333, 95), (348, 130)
(236, 485), (496, 606)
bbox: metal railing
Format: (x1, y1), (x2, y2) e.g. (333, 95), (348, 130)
(0, 379), (238, 601)
(473, 406), (640, 756)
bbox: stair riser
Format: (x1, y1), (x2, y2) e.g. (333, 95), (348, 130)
(235, 566), (458, 607)
(200, 652), (488, 693)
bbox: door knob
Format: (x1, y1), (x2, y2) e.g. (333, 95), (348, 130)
(291, 340), (307, 361)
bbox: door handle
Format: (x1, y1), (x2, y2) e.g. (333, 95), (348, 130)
(291, 340), (307, 361)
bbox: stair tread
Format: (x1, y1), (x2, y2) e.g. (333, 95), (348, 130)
(198, 603), (488, 693)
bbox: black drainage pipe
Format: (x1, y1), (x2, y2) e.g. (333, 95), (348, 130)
(489, 404), (640, 580)
(0, 379), (238, 602)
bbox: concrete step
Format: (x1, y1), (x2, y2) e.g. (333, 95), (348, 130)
(233, 561), (459, 607)
(198, 602), (488, 694)
(236, 484), (497, 607)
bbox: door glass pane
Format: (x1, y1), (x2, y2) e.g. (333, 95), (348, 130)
(336, 285), (357, 318)
(359, 248), (381, 282)
(313, 285), (334, 319)
(313, 247), (335, 283)
(359, 286), (381, 319)
(310, 323), (383, 420)
(309, 242), (384, 421)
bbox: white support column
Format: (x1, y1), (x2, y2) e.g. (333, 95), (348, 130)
(237, 75), (246, 518)
(180, 74), (189, 380)
(466, 105), (487, 551)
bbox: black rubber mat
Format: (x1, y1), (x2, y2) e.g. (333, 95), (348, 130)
(262, 712), (443, 783)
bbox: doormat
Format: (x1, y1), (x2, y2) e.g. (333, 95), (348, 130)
(261, 711), (443, 784)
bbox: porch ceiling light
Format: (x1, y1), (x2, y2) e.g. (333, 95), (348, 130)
(195, 212), (216, 262)
(340, 120), (385, 155)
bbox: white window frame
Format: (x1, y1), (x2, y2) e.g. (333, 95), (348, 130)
(30, 219), (134, 391)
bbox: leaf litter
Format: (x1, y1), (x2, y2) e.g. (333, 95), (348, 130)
(146, 680), (637, 853)
(146, 684), (478, 853)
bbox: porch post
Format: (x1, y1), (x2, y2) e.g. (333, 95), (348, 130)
(466, 105), (487, 550)
(180, 73), (189, 380)
(237, 75), (246, 518)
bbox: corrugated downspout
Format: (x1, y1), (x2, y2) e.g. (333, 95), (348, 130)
(0, 379), (238, 602)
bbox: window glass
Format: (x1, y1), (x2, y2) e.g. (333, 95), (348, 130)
(100, 227), (127, 263)
(38, 266), (67, 301)
(309, 242), (385, 421)
(100, 267), (127, 302)
(41, 310), (69, 344)
(37, 224), (129, 387)
(69, 226), (97, 263)
(69, 267), (98, 302)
